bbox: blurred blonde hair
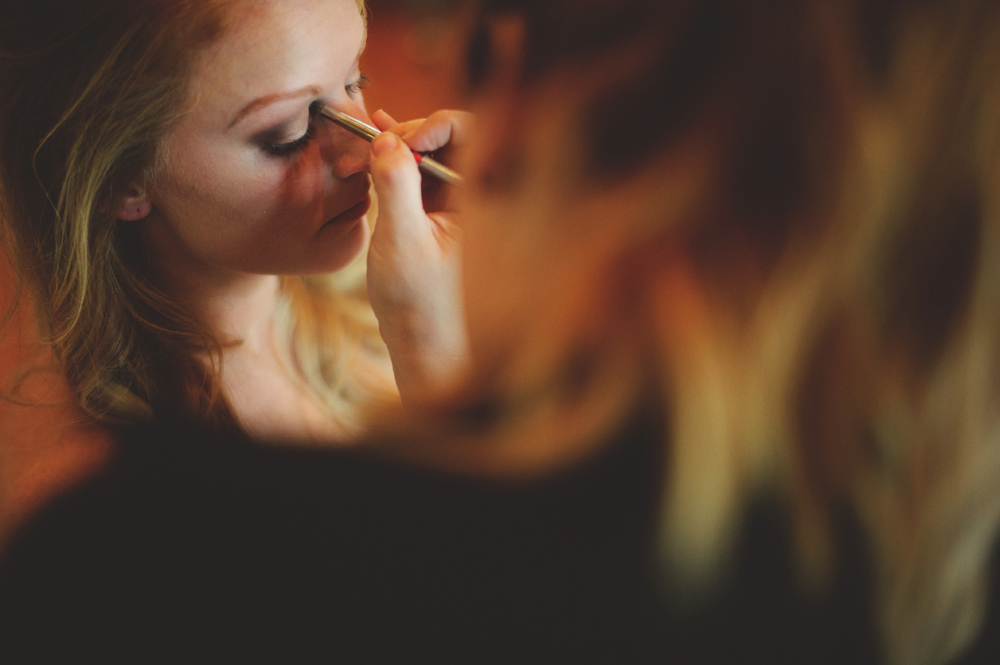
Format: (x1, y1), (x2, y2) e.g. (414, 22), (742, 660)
(651, 3), (1000, 661)
(823, 3), (1000, 662)
(0, 0), (389, 435)
(391, 1), (1000, 662)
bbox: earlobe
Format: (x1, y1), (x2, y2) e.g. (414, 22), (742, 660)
(470, 17), (528, 191)
(116, 186), (152, 221)
(488, 16), (526, 88)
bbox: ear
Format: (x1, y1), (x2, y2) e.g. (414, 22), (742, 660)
(116, 184), (152, 221)
(487, 15), (526, 86)
(469, 16), (528, 190)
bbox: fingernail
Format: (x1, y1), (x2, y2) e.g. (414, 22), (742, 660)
(372, 132), (399, 157)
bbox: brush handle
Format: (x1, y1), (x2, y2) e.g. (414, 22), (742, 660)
(411, 153), (463, 187)
(319, 105), (463, 187)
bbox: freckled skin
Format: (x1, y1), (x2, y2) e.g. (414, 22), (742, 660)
(143, 0), (373, 292)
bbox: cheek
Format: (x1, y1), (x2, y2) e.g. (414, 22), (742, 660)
(158, 145), (326, 252)
(460, 193), (556, 355)
(459, 148), (593, 365)
(269, 149), (327, 223)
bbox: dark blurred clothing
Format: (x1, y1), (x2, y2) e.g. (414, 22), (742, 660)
(0, 418), (668, 663)
(0, 417), (893, 664)
(954, 541), (1000, 664)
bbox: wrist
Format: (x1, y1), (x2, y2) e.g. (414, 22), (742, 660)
(377, 308), (468, 402)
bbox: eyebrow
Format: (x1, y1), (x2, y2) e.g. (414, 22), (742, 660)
(227, 42), (367, 131)
(228, 85), (321, 129)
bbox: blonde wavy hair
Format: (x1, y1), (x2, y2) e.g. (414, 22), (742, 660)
(0, 0), (388, 435)
(384, 1), (1000, 662)
(649, 3), (1000, 662)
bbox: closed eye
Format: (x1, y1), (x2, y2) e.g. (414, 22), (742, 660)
(262, 101), (323, 158)
(263, 125), (314, 157)
(347, 74), (371, 99)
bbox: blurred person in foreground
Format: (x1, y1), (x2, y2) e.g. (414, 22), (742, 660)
(3, 0), (1000, 663)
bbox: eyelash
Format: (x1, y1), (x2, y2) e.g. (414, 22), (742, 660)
(347, 75), (371, 98)
(263, 119), (316, 158)
(263, 75), (372, 159)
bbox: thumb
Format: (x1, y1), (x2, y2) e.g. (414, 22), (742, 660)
(370, 132), (426, 240)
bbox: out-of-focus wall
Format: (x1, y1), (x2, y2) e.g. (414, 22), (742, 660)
(361, 0), (468, 122)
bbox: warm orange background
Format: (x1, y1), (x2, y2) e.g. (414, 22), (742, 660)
(361, 2), (468, 121)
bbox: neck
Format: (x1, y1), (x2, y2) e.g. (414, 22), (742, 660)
(169, 270), (282, 354)
(191, 273), (281, 349)
(140, 223), (282, 350)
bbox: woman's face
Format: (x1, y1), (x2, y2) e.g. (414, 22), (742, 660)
(457, 63), (717, 375)
(143, 0), (371, 288)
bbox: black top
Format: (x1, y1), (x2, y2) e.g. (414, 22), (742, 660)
(0, 419), (669, 663)
(5, 415), (983, 663)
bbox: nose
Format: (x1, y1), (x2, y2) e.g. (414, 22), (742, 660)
(319, 103), (372, 179)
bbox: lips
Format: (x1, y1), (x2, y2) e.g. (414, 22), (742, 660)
(324, 191), (371, 227)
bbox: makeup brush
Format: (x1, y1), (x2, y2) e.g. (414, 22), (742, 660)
(319, 106), (463, 187)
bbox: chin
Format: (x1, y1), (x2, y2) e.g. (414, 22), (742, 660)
(301, 213), (371, 275)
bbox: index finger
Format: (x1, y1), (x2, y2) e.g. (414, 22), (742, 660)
(371, 109), (425, 136)
(400, 110), (471, 155)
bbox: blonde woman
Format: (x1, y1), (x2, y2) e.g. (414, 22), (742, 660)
(2, 0), (1000, 663)
(0, 1), (463, 439)
(0, 0), (467, 544)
